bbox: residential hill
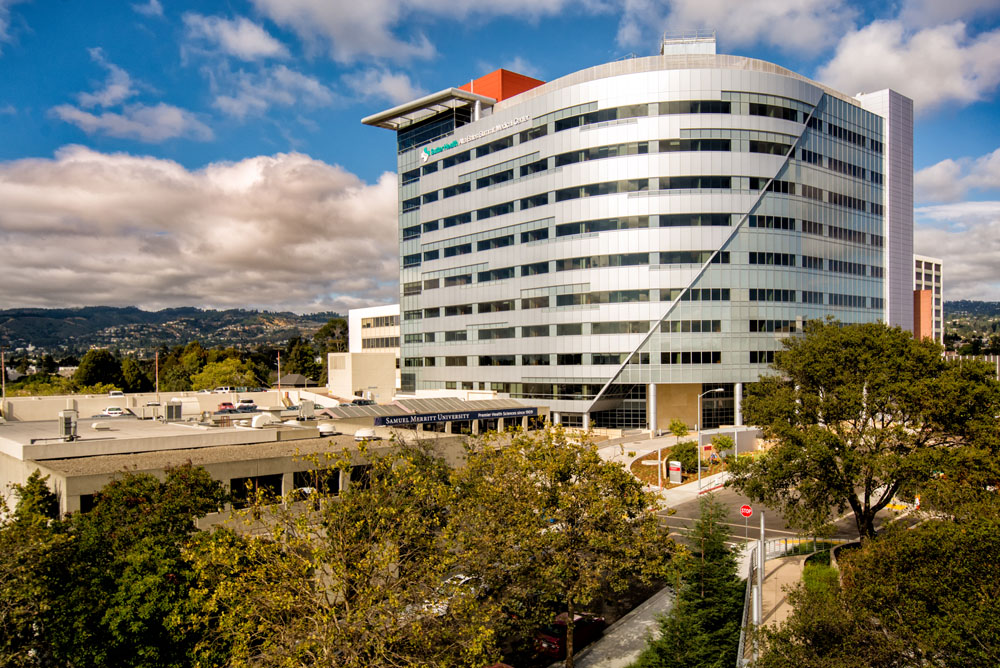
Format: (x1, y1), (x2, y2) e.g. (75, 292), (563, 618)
(0, 306), (340, 354)
(944, 300), (1000, 319)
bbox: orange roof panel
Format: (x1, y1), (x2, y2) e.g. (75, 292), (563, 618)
(458, 69), (545, 102)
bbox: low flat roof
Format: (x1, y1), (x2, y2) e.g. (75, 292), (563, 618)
(361, 88), (496, 130)
(322, 397), (531, 420)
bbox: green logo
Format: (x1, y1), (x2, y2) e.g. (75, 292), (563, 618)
(422, 140), (458, 162)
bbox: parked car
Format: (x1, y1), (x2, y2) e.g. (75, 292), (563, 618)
(351, 398), (375, 406)
(108, 390), (124, 397)
(213, 387), (233, 394)
(101, 406), (125, 417)
(237, 398), (257, 408)
(534, 612), (605, 658)
(217, 402), (236, 412)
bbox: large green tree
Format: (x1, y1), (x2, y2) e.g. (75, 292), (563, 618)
(74, 348), (124, 389)
(452, 427), (673, 668)
(631, 494), (743, 668)
(729, 320), (1000, 539)
(189, 358), (255, 390)
(314, 316), (348, 353)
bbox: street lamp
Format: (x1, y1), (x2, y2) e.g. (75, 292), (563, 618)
(697, 388), (724, 489)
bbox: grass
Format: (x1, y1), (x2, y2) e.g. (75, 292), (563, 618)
(802, 561), (840, 594)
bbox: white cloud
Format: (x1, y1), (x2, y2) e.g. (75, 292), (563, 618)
(916, 147), (1000, 203)
(132, 0), (163, 18)
(211, 64), (334, 119)
(343, 68), (426, 105)
(915, 201), (1000, 300)
(617, 0), (856, 54)
(817, 21), (1000, 113)
(899, 0), (1000, 29)
(249, 0), (607, 62)
(0, 147), (399, 312)
(51, 103), (213, 142)
(77, 48), (137, 108)
(0, 0), (29, 51)
(183, 13), (289, 61)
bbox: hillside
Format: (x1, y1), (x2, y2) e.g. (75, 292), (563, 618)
(0, 306), (340, 353)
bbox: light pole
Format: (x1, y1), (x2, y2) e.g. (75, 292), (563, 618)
(697, 388), (724, 489)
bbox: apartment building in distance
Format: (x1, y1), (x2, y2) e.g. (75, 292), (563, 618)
(362, 34), (914, 431)
(913, 254), (944, 344)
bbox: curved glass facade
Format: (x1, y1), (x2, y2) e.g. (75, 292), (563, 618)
(376, 53), (905, 429)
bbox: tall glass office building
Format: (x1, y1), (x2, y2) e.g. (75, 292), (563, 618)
(363, 36), (913, 431)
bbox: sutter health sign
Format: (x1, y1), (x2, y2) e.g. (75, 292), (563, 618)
(374, 407), (537, 426)
(421, 115), (531, 162)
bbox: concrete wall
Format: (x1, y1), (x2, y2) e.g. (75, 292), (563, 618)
(652, 383), (700, 430)
(2, 390), (282, 422)
(327, 352), (396, 403)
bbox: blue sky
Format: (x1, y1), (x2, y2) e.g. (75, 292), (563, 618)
(0, 0), (998, 312)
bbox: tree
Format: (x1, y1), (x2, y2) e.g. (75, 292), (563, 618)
(452, 427), (673, 668)
(757, 517), (1000, 667)
(282, 336), (322, 381)
(189, 358), (254, 391)
(121, 357), (152, 393)
(11, 470), (59, 523)
(631, 495), (743, 668)
(39, 354), (58, 374)
(75, 348), (124, 389)
(314, 317), (349, 353)
(728, 320), (1000, 539)
(668, 418), (689, 437)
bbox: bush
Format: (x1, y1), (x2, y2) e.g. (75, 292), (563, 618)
(671, 440), (699, 473)
(667, 418), (689, 437)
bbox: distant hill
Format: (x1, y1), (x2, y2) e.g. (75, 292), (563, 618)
(0, 306), (341, 353)
(944, 300), (1000, 319)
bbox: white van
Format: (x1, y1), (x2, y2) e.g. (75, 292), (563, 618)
(213, 387), (232, 394)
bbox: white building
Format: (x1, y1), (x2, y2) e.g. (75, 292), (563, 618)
(327, 304), (400, 403)
(362, 35), (913, 430)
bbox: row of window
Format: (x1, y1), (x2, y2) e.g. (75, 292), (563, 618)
(749, 215), (883, 247)
(361, 315), (400, 328)
(406, 350), (726, 368)
(361, 336), (400, 349)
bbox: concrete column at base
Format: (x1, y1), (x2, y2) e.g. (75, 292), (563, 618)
(445, 421), (453, 434)
(552, 412), (561, 425)
(63, 493), (81, 518)
(582, 412), (590, 430)
(735, 382), (744, 426)
(472, 420), (480, 435)
(522, 416), (528, 430)
(648, 382), (657, 433)
(281, 472), (294, 497)
(339, 468), (351, 493)
(498, 418), (505, 432)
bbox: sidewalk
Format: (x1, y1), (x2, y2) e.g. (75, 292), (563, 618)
(553, 585), (674, 668)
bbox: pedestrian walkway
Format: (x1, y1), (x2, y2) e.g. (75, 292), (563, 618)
(555, 585), (674, 668)
(759, 555), (807, 627)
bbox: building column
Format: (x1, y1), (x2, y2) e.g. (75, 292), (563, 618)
(498, 418), (505, 432)
(648, 382), (657, 434)
(339, 468), (351, 493)
(281, 472), (294, 497)
(521, 416), (528, 430)
(552, 411), (561, 425)
(582, 412), (590, 430)
(734, 382), (744, 426)
(472, 419), (480, 435)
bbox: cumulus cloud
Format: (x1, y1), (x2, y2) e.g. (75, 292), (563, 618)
(0, 0), (28, 51)
(183, 13), (289, 61)
(617, 0), (856, 54)
(899, 0), (1000, 29)
(131, 0), (163, 18)
(817, 21), (1000, 113)
(0, 147), (399, 312)
(52, 102), (213, 142)
(77, 47), (137, 108)
(248, 0), (606, 62)
(211, 64), (335, 118)
(916, 147), (1000, 203)
(342, 68), (426, 105)
(915, 201), (1000, 300)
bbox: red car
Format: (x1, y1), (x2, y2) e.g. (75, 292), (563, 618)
(217, 402), (236, 412)
(534, 612), (605, 658)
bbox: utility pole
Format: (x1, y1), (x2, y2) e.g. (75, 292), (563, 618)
(1, 346), (6, 417)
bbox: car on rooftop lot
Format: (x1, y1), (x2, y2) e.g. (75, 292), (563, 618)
(534, 612), (605, 658)
(101, 407), (125, 417)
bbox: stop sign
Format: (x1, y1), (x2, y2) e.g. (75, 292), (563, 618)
(740, 504), (753, 518)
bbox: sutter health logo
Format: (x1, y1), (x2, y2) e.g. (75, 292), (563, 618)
(422, 140), (458, 163)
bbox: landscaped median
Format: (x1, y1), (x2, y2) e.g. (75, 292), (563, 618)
(627, 440), (729, 488)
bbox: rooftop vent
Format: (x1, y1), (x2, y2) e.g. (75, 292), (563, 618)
(660, 30), (717, 56)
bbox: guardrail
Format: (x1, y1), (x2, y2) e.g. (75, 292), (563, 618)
(736, 538), (850, 666)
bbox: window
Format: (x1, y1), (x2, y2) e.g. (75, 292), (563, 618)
(403, 281), (422, 295)
(750, 320), (797, 333)
(475, 135), (514, 157)
(445, 356), (467, 367)
(422, 221), (439, 233)
(443, 274), (472, 287)
(557, 353), (583, 365)
(556, 323), (582, 335)
(592, 353), (627, 365)
(828, 225), (866, 244)
(478, 299), (514, 313)
(404, 333), (423, 343)
(828, 260), (867, 276)
(749, 140), (791, 155)
(749, 252), (796, 266)
(800, 149), (822, 165)
(421, 161), (438, 175)
(521, 228), (548, 243)
(828, 192), (867, 211)
(802, 219), (824, 235)
(444, 330), (467, 341)
(554, 104), (648, 132)
(556, 290), (649, 305)
(661, 319), (722, 334)
(423, 278), (439, 290)
(659, 100), (730, 115)
(556, 253), (649, 271)
(592, 320), (649, 335)
(403, 253), (421, 267)
(801, 255), (823, 270)
(402, 225), (421, 240)
(422, 191), (438, 204)
(444, 304), (473, 316)
(520, 159), (548, 177)
(401, 168), (420, 185)
(479, 328), (516, 340)
(521, 296), (549, 309)
(443, 212), (472, 228)
(749, 102), (799, 122)
(660, 250), (728, 264)
(828, 293), (867, 308)
(423, 308), (439, 318)
(658, 213), (731, 228)
(750, 351), (776, 364)
(521, 354), (550, 366)
(660, 138), (730, 153)
(362, 336), (400, 349)
(520, 193), (549, 209)
(477, 235), (514, 252)
(478, 267), (515, 282)
(521, 261), (549, 276)
(801, 291), (824, 304)
(749, 289), (796, 302)
(558, 216), (650, 236)
(748, 215), (794, 230)
(555, 141), (651, 166)
(444, 243), (472, 257)
(749, 178), (794, 194)
(522, 324), (549, 337)
(479, 355), (515, 366)
(476, 169), (513, 189)
(423, 249), (439, 261)
(519, 125), (548, 142)
(402, 197), (420, 212)
(442, 182), (471, 198)
(442, 150), (471, 168)
(477, 202), (514, 220)
(661, 175), (731, 190)
(660, 351), (722, 364)
(665, 288), (730, 302)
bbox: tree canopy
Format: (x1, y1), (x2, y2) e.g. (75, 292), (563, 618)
(728, 320), (1000, 539)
